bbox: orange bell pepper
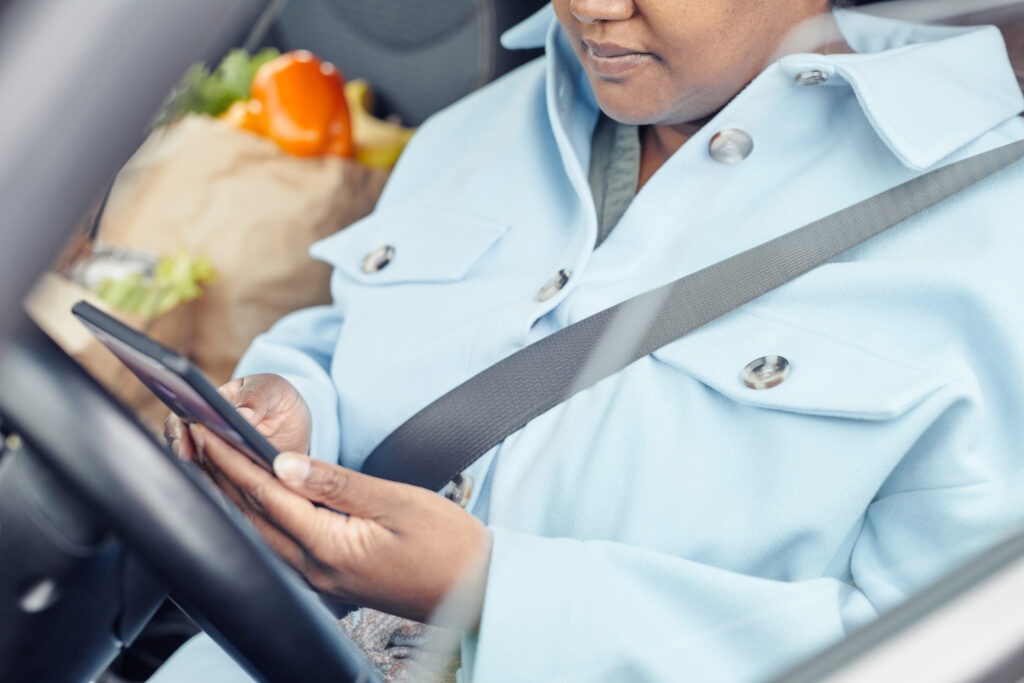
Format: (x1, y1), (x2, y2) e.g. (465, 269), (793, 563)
(247, 50), (354, 158)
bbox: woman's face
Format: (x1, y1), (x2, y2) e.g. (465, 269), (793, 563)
(552, 0), (832, 127)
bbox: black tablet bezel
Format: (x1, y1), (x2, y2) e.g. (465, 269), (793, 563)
(71, 300), (279, 470)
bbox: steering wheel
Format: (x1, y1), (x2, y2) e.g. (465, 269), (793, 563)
(0, 320), (378, 683)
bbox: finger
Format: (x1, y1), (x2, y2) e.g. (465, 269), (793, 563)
(184, 428), (249, 501)
(163, 413), (181, 451)
(273, 454), (410, 521)
(164, 414), (194, 460)
(189, 425), (246, 490)
(187, 423), (212, 469)
(196, 427), (365, 558)
(202, 454), (253, 512)
(192, 424), (271, 489)
(195, 426), (323, 526)
(240, 505), (323, 581)
(192, 425), (319, 540)
(195, 447), (323, 582)
(205, 460), (304, 557)
(217, 487), (346, 593)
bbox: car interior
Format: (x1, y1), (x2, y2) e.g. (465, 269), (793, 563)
(2, 1), (1024, 682)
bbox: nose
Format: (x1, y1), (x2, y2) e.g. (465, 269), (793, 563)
(569, 0), (634, 24)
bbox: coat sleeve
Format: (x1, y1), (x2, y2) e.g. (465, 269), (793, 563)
(233, 304), (344, 463)
(464, 417), (1024, 683)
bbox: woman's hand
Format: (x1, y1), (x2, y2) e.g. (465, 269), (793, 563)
(188, 424), (492, 628)
(164, 373), (312, 460)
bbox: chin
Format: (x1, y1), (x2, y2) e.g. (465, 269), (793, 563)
(594, 99), (660, 126)
(597, 104), (692, 128)
(601, 111), (647, 126)
(611, 106), (729, 132)
(592, 89), (707, 127)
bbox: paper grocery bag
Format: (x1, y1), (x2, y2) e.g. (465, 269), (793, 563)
(25, 273), (192, 435)
(97, 114), (389, 385)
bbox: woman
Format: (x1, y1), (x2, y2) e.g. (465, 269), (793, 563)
(160, 0), (1024, 680)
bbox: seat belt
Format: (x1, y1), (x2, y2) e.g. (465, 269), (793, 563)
(361, 139), (1024, 492)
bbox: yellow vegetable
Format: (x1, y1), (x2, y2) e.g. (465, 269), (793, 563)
(343, 79), (415, 168)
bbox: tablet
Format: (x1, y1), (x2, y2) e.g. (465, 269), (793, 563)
(71, 300), (279, 470)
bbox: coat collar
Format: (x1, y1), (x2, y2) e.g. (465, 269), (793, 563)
(787, 10), (1023, 169)
(501, 5), (1023, 170)
(500, 4), (554, 51)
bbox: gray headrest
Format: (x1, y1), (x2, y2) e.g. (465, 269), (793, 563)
(270, 0), (549, 125)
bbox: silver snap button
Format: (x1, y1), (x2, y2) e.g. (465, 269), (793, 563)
(443, 473), (474, 508)
(795, 70), (829, 86)
(741, 355), (791, 390)
(361, 245), (395, 273)
(709, 129), (754, 164)
(536, 269), (571, 302)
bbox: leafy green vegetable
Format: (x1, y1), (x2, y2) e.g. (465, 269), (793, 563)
(95, 254), (217, 319)
(154, 48), (280, 127)
(217, 49), (276, 102)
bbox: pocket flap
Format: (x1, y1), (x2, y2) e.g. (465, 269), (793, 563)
(311, 206), (509, 285)
(651, 309), (947, 420)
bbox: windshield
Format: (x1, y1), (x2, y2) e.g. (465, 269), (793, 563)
(6, 1), (1024, 682)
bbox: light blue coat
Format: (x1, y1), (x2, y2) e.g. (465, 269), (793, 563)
(155, 7), (1024, 682)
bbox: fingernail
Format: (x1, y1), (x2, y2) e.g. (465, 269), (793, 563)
(273, 454), (310, 485)
(237, 406), (256, 423)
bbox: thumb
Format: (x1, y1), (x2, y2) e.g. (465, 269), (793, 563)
(236, 406), (257, 424)
(218, 378), (267, 424)
(273, 453), (399, 518)
(233, 381), (270, 423)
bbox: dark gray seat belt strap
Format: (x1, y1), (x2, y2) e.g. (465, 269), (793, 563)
(362, 139), (1024, 491)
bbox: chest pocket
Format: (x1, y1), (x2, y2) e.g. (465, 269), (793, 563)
(311, 206), (512, 464)
(312, 205), (510, 286)
(650, 308), (948, 420)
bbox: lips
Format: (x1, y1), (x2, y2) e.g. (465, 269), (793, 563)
(586, 41), (637, 58)
(582, 40), (655, 77)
